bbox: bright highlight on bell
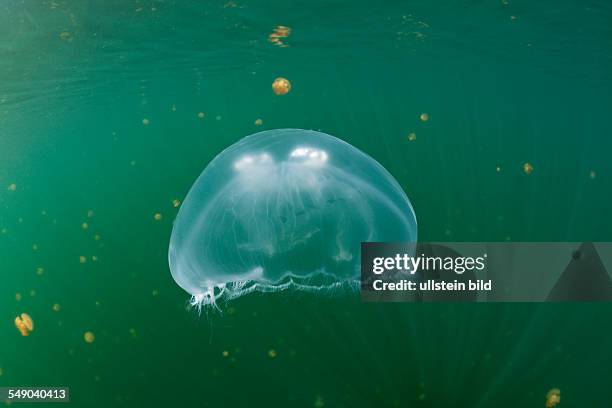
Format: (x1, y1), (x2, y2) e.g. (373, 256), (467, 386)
(168, 129), (417, 308)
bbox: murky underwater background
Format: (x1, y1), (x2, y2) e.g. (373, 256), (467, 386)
(1, 0), (612, 406)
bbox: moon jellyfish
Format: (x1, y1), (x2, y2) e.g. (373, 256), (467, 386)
(168, 129), (417, 308)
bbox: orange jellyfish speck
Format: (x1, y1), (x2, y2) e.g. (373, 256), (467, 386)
(84, 331), (95, 343)
(272, 78), (291, 95)
(15, 313), (34, 336)
(545, 388), (560, 408)
(268, 25), (291, 47)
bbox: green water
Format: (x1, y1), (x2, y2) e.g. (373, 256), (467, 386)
(1, 0), (611, 406)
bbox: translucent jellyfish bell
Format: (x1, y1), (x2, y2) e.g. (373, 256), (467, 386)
(168, 129), (417, 308)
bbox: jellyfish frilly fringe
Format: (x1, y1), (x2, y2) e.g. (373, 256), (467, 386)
(190, 276), (360, 312)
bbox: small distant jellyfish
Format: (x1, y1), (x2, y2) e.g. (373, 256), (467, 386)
(272, 78), (291, 95)
(142, 118), (150, 126)
(274, 26), (291, 37)
(15, 313), (34, 336)
(198, 112), (205, 119)
(268, 25), (291, 47)
(420, 113), (429, 122)
(523, 162), (534, 175)
(254, 118), (263, 126)
(545, 388), (560, 408)
(168, 129), (417, 308)
(84, 331), (95, 343)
